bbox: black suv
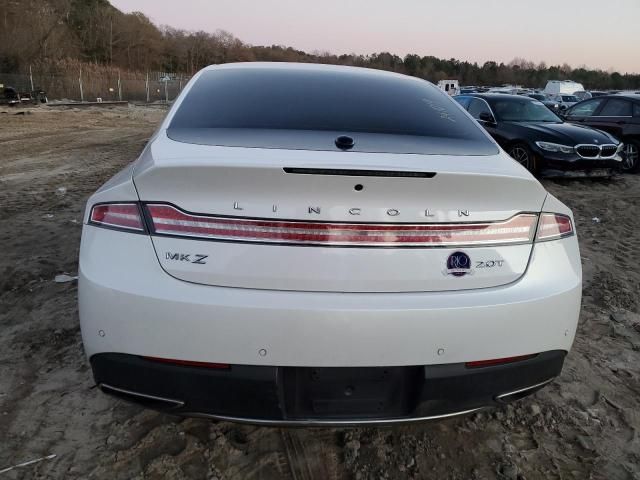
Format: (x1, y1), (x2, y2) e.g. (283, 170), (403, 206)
(563, 95), (640, 172)
(454, 94), (623, 176)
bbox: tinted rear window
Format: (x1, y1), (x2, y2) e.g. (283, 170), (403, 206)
(598, 99), (632, 116)
(167, 67), (497, 155)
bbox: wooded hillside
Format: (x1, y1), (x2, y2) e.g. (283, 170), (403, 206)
(1, 0), (638, 89)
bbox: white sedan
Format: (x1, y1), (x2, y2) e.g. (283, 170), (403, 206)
(79, 63), (581, 425)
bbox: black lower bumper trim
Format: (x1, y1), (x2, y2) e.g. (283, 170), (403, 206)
(90, 351), (566, 424)
(537, 154), (622, 173)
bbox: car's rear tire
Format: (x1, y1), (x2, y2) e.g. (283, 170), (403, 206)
(621, 140), (640, 173)
(508, 143), (537, 174)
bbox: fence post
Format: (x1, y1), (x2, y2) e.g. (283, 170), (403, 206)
(117, 70), (122, 101)
(29, 65), (34, 92)
(79, 68), (84, 102)
(145, 72), (150, 103)
(164, 78), (168, 103)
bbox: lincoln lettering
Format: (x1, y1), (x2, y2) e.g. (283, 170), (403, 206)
(232, 202), (471, 218)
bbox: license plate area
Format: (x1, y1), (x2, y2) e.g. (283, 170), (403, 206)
(282, 366), (423, 419)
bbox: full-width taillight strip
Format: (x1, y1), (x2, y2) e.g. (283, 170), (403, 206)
(146, 204), (539, 247)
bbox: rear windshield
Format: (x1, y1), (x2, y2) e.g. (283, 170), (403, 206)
(167, 67), (498, 155)
(490, 98), (562, 123)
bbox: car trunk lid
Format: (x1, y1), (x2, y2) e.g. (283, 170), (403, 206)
(133, 135), (546, 292)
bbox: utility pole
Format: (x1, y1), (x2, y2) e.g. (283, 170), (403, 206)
(117, 70), (122, 101)
(29, 65), (34, 92)
(145, 72), (150, 103)
(79, 68), (84, 102)
(110, 19), (113, 65)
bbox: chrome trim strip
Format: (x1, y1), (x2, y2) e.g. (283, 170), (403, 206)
(495, 377), (555, 401)
(100, 383), (185, 408)
(181, 407), (482, 426)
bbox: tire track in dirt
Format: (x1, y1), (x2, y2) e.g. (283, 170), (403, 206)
(280, 429), (342, 480)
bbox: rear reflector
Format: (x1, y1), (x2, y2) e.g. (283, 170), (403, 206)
(146, 204), (538, 247)
(536, 213), (574, 241)
(143, 356), (230, 369)
(465, 354), (537, 368)
(90, 203), (144, 231)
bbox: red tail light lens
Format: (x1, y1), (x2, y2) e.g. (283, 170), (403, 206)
(146, 204), (538, 247)
(143, 356), (230, 369)
(465, 354), (537, 368)
(536, 213), (574, 241)
(90, 203), (145, 232)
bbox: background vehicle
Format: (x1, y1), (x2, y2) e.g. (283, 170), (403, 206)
(574, 91), (592, 101)
(527, 93), (561, 113)
(437, 79), (459, 95)
(487, 87), (516, 94)
(1, 86), (20, 106)
(563, 94), (640, 172)
(0, 86), (47, 106)
(32, 89), (48, 103)
(80, 63), (581, 425)
(544, 80), (585, 97)
(549, 94), (579, 110)
(455, 93), (622, 176)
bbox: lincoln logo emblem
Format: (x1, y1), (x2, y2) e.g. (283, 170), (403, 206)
(444, 251), (472, 277)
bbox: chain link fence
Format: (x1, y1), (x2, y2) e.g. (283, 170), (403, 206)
(0, 69), (190, 103)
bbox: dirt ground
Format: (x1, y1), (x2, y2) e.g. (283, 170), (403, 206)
(1, 105), (639, 480)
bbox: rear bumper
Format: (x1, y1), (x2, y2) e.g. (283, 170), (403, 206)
(79, 226), (582, 367)
(91, 351), (565, 425)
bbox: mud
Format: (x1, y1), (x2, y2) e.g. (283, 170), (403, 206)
(1, 105), (639, 479)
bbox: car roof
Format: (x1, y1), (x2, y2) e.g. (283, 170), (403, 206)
(201, 62), (427, 85)
(609, 94), (640, 101)
(578, 94), (640, 103)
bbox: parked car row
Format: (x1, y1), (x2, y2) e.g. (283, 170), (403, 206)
(0, 86), (48, 106)
(454, 93), (639, 175)
(458, 80), (639, 116)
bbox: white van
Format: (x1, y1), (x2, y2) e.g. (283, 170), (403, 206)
(544, 80), (585, 96)
(437, 80), (459, 96)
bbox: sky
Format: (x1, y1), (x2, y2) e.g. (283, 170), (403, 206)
(110, 0), (640, 74)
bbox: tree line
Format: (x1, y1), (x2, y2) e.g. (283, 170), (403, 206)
(1, 0), (639, 90)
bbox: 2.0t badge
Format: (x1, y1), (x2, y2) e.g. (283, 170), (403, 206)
(444, 251), (472, 277)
